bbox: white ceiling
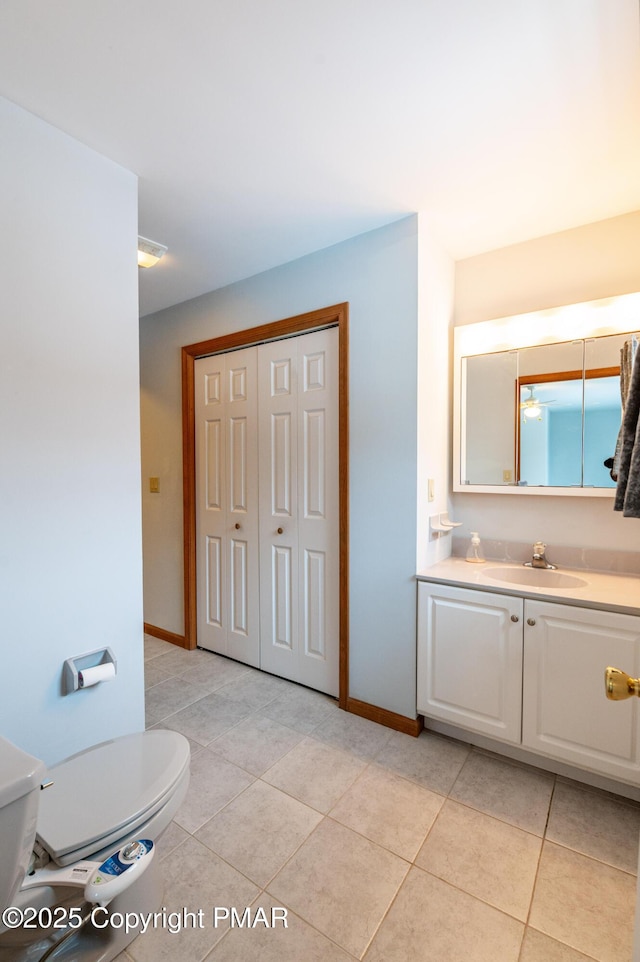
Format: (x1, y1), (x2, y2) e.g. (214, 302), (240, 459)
(1, 0), (639, 317)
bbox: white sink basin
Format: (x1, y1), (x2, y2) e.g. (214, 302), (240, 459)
(482, 566), (588, 589)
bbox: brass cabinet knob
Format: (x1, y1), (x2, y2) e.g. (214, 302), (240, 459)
(235, 522), (241, 529)
(527, 618), (536, 626)
(510, 615), (519, 623)
(277, 527), (283, 535)
(605, 666), (640, 700)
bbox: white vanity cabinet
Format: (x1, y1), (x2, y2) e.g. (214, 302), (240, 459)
(523, 600), (640, 783)
(417, 579), (640, 786)
(417, 583), (523, 744)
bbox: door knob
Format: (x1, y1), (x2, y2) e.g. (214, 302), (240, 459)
(277, 527), (283, 535)
(605, 666), (640, 700)
(527, 618), (536, 626)
(510, 614), (519, 623)
(235, 522), (241, 529)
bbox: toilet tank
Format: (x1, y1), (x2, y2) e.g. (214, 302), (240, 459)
(0, 737), (46, 920)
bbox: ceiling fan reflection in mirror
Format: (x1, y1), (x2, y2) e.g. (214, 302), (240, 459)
(520, 387), (555, 422)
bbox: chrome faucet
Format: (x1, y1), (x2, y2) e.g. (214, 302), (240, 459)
(524, 542), (557, 570)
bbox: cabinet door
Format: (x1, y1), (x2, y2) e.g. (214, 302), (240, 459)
(417, 583), (523, 743)
(522, 600), (640, 783)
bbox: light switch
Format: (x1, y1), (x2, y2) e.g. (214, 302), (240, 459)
(503, 469), (513, 482)
(428, 479), (435, 502)
(149, 477), (160, 493)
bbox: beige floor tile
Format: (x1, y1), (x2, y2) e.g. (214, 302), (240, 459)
(173, 748), (254, 833)
(415, 799), (541, 920)
(127, 837), (259, 962)
(374, 729), (470, 794)
(150, 646), (203, 674)
(520, 927), (597, 961)
(450, 750), (554, 835)
(213, 670), (293, 711)
(329, 764), (444, 860)
(364, 866), (523, 962)
(529, 841), (635, 962)
(144, 661), (172, 689)
(208, 713), (303, 775)
(156, 819), (190, 860)
(207, 893), (354, 962)
(546, 780), (640, 874)
(268, 818), (408, 958)
(312, 710), (394, 760)
(179, 656), (252, 692)
(144, 675), (213, 725)
(143, 636), (175, 660)
(196, 780), (322, 887)
(259, 684), (339, 734)
(163, 692), (254, 744)
(262, 736), (366, 813)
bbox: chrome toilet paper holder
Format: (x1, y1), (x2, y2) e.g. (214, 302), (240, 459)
(63, 647), (117, 694)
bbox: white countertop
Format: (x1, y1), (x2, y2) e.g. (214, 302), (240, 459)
(417, 557), (640, 616)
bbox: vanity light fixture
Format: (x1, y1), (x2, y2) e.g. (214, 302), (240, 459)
(138, 235), (168, 269)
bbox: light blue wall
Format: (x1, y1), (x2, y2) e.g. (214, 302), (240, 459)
(584, 407), (619, 488)
(140, 216), (419, 718)
(1, 98), (143, 765)
(519, 417), (548, 486)
(548, 410), (582, 486)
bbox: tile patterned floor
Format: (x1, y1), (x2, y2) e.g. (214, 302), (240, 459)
(115, 635), (640, 961)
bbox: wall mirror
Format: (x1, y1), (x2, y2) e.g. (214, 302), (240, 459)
(453, 293), (640, 496)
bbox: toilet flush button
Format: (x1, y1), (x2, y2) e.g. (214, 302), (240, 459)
(122, 841), (145, 861)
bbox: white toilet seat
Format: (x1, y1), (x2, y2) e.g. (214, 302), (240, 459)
(36, 730), (190, 866)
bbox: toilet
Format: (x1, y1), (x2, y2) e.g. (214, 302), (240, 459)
(0, 729), (190, 962)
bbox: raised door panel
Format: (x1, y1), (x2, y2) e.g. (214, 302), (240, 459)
(296, 328), (339, 695)
(225, 349), (259, 666)
(195, 356), (227, 655)
(195, 348), (259, 665)
(258, 339), (299, 682)
(417, 583), (523, 743)
(522, 600), (640, 783)
(257, 328), (339, 696)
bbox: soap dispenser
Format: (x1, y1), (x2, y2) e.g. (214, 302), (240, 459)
(466, 532), (485, 564)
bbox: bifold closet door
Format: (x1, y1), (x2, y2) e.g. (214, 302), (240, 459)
(195, 347), (260, 666)
(258, 327), (339, 696)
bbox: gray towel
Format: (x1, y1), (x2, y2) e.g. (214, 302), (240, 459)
(612, 339), (635, 480)
(614, 343), (640, 517)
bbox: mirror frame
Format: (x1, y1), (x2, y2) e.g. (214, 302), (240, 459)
(453, 292), (640, 497)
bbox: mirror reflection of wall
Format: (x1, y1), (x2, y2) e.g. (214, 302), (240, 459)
(460, 331), (638, 491)
(517, 341), (583, 487)
(464, 352), (517, 485)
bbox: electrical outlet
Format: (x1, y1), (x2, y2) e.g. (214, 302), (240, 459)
(149, 477), (160, 493)
(428, 478), (435, 502)
(503, 469), (512, 482)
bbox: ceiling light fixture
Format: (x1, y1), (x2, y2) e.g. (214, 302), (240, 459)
(522, 402), (542, 420)
(138, 235), (168, 268)
(521, 387), (543, 421)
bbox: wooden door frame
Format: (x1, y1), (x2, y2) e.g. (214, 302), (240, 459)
(181, 303), (349, 709)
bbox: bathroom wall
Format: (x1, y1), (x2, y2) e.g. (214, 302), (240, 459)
(452, 211), (640, 556)
(416, 215), (456, 570)
(140, 216), (426, 719)
(1, 97), (144, 764)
